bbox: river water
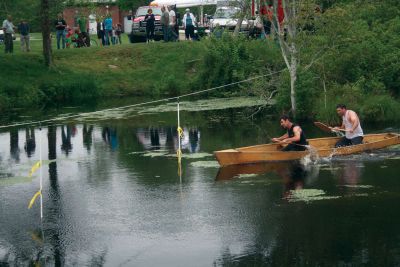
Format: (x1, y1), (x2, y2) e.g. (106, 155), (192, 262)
(1, 98), (400, 266)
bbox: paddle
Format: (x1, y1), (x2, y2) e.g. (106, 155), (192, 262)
(314, 121), (348, 134)
(272, 140), (309, 148)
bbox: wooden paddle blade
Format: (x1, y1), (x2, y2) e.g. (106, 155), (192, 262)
(314, 121), (332, 133)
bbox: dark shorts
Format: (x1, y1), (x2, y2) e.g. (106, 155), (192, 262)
(335, 136), (363, 148)
(281, 143), (308, 152)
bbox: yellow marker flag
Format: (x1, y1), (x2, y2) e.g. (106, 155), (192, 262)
(28, 190), (42, 209)
(177, 127), (184, 138)
(29, 161), (41, 177)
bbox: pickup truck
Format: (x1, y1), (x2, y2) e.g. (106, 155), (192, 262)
(209, 6), (253, 36)
(130, 6), (163, 43)
(0, 29), (16, 44)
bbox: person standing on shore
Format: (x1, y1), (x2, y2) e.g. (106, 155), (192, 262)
(145, 9), (155, 43)
(2, 15), (16, 53)
(77, 14), (90, 47)
(18, 19), (30, 52)
(116, 23), (122, 44)
(96, 18), (105, 46)
(55, 13), (67, 49)
(161, 6), (170, 42)
(168, 5), (178, 41)
(104, 15), (113, 45)
(182, 9), (196, 41)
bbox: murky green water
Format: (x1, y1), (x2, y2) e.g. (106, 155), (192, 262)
(1, 98), (400, 266)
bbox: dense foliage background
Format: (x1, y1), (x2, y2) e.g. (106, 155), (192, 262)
(0, 0), (399, 122)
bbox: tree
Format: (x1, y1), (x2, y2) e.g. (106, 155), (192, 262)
(117, 0), (148, 14)
(231, 0), (251, 36)
(272, 0), (317, 117)
(41, 0), (52, 67)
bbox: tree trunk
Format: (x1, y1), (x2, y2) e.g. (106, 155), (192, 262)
(289, 43), (297, 116)
(290, 63), (297, 116)
(233, 16), (244, 36)
(41, 0), (52, 67)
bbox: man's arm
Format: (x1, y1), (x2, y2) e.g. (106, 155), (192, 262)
(272, 133), (288, 143)
(348, 111), (360, 133)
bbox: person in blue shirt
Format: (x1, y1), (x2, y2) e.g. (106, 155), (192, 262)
(103, 15), (113, 45)
(18, 19), (30, 52)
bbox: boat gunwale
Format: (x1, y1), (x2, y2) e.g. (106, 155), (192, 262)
(214, 133), (400, 154)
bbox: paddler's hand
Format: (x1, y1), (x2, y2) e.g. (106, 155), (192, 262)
(331, 127), (339, 132)
(271, 138), (280, 143)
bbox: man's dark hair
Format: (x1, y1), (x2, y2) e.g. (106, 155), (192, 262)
(336, 104), (346, 109)
(280, 114), (291, 121)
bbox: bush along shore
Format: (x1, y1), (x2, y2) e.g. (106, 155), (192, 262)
(2, 0), (400, 124)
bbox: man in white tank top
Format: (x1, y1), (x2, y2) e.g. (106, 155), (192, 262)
(331, 104), (364, 147)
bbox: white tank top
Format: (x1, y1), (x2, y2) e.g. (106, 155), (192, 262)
(343, 110), (363, 139)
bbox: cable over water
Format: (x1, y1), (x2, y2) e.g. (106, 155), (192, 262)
(0, 69), (286, 129)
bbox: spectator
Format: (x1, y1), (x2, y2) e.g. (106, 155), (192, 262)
(55, 13), (67, 49)
(111, 26), (116, 45)
(104, 15), (113, 45)
(96, 18), (105, 46)
(174, 6), (180, 39)
(116, 23), (122, 44)
(182, 8), (196, 41)
(145, 9), (155, 43)
(65, 26), (74, 48)
(160, 6), (169, 42)
(213, 23), (224, 38)
(18, 19), (30, 52)
(77, 14), (90, 47)
(168, 5), (178, 41)
(2, 15), (16, 54)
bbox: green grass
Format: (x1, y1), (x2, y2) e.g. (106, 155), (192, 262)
(0, 33), (207, 111)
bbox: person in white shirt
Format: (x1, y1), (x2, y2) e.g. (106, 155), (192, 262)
(2, 15), (16, 53)
(168, 6), (178, 41)
(331, 104), (364, 147)
(182, 8), (196, 40)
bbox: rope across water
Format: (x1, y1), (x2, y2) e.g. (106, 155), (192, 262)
(0, 69), (285, 129)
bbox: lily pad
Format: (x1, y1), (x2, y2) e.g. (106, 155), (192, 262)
(190, 161), (220, 168)
(287, 189), (340, 203)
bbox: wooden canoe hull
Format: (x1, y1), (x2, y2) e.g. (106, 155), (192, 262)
(214, 133), (400, 166)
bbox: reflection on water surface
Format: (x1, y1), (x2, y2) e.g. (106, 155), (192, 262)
(0, 108), (400, 266)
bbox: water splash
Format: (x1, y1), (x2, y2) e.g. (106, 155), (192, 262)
(300, 145), (320, 166)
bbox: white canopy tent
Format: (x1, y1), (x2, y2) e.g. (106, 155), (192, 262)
(150, 0), (216, 8)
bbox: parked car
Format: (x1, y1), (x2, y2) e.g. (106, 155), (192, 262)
(0, 29), (16, 44)
(209, 6), (253, 35)
(130, 6), (163, 43)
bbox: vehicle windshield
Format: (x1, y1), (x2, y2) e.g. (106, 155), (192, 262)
(214, 8), (239, 19)
(136, 7), (162, 17)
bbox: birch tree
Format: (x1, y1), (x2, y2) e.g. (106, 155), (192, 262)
(272, 0), (316, 117)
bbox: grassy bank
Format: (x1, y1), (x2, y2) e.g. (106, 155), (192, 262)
(1, 28), (399, 123)
(0, 33), (282, 111)
(0, 34), (206, 109)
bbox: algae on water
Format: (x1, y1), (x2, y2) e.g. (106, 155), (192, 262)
(57, 96), (273, 122)
(190, 161), (220, 168)
(287, 189), (340, 203)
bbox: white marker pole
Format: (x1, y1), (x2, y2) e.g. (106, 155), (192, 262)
(39, 126), (43, 220)
(178, 100), (181, 153)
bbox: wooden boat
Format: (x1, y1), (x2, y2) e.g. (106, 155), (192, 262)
(214, 133), (400, 166)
